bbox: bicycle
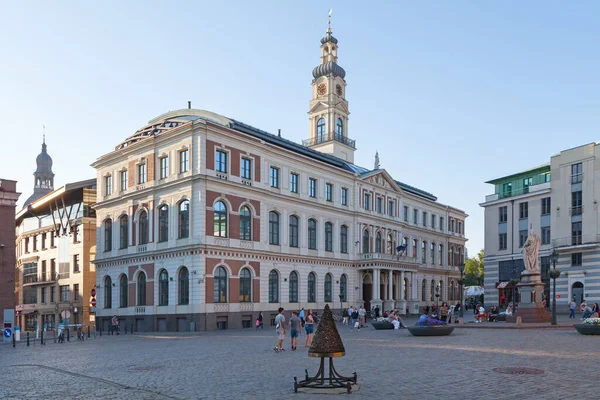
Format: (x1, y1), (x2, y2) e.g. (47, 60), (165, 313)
(77, 327), (84, 341)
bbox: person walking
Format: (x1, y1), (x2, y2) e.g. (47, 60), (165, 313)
(304, 309), (315, 348)
(440, 303), (448, 322)
(342, 307), (349, 325)
(569, 298), (577, 319)
(274, 307), (286, 353)
(351, 307), (359, 331)
(289, 311), (302, 351)
(256, 312), (264, 330)
(358, 306), (366, 328)
(299, 308), (305, 335)
(374, 305), (380, 318)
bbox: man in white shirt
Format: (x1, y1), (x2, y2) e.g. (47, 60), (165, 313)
(274, 307), (286, 353)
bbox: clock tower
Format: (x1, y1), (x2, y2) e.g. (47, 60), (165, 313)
(304, 18), (356, 163)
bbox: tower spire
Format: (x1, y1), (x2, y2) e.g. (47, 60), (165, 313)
(328, 9), (332, 33)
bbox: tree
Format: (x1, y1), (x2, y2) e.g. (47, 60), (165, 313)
(464, 250), (484, 286)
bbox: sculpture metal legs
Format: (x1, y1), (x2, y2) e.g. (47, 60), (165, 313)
(294, 357), (357, 393)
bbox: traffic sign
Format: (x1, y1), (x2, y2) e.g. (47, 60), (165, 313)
(3, 328), (12, 339)
(91, 288), (96, 297)
(91, 298), (97, 307)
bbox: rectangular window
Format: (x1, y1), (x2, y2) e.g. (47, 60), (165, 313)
(120, 170), (128, 191)
(541, 198), (551, 216)
(341, 187), (348, 205)
(73, 224), (80, 243)
(326, 183), (333, 202)
(41, 287), (47, 304)
(60, 285), (70, 302)
(431, 214), (436, 229)
(572, 252), (582, 266)
(32, 236), (37, 251)
(450, 218), (455, 232)
(502, 182), (512, 197)
(159, 157), (169, 179)
(542, 227), (551, 245)
(309, 178), (317, 197)
(571, 163), (583, 184)
(241, 158), (252, 180)
(50, 286), (55, 303)
(41, 233), (46, 249)
(519, 202), (528, 219)
(364, 193), (371, 210)
(499, 233), (507, 250)
(422, 211), (427, 227)
(458, 221), (463, 234)
(51, 259), (56, 278)
(376, 198), (382, 213)
(523, 177), (532, 193)
(216, 150), (228, 173)
(571, 191), (582, 216)
(105, 175), (112, 195)
(440, 218), (444, 232)
(73, 254), (80, 272)
(403, 206), (408, 222)
(290, 173), (299, 193)
(41, 260), (47, 280)
(388, 200), (394, 217)
(138, 163), (147, 184)
(179, 149), (189, 173)
(74, 284), (79, 301)
(270, 167), (279, 188)
(413, 209), (418, 224)
(572, 221), (582, 245)
(544, 172), (551, 182)
(519, 230), (528, 247)
(499, 206), (507, 223)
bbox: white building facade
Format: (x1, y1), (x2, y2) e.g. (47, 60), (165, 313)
(481, 142), (600, 310)
(92, 25), (467, 331)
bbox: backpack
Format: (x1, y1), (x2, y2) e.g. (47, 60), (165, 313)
(352, 311), (359, 319)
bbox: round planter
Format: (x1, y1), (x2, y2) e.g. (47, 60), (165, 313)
(371, 321), (394, 330)
(574, 324), (600, 335)
(407, 326), (454, 337)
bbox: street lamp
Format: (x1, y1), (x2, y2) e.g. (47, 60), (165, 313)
(549, 249), (561, 326)
(338, 293), (344, 319)
(435, 284), (440, 320)
(458, 262), (465, 319)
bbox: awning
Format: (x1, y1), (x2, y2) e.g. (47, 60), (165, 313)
(496, 282), (509, 289)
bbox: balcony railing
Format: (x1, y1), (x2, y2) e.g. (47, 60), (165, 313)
(23, 272), (58, 286)
(360, 252), (417, 263)
(570, 206), (583, 216)
(302, 133), (356, 149)
(552, 234), (600, 249)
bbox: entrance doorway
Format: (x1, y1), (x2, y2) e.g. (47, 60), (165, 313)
(572, 282), (584, 304)
(362, 274), (372, 311)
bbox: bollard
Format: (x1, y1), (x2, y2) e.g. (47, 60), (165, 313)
(516, 316), (523, 329)
(124, 324), (127, 335)
(12, 332), (15, 348)
(88, 325), (90, 338)
(54, 330), (56, 343)
(99, 327), (102, 337)
(131, 324), (133, 335)
(67, 327), (70, 342)
(27, 332), (30, 346)
(41, 330), (44, 345)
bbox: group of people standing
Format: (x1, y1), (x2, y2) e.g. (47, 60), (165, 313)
(569, 299), (600, 319)
(343, 305), (367, 330)
(272, 307), (316, 353)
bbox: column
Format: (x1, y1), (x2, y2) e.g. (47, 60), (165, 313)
(373, 268), (380, 300)
(388, 270), (393, 301)
(358, 271), (363, 300)
(400, 271), (405, 300)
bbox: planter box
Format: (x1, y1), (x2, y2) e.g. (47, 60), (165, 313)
(371, 321), (394, 330)
(407, 326), (454, 336)
(574, 324), (600, 335)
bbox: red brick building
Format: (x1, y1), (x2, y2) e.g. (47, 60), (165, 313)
(0, 179), (20, 313)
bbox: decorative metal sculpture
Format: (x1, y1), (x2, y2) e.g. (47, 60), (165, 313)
(294, 304), (357, 393)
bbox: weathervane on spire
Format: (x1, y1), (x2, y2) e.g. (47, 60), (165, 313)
(43, 124), (46, 144)
(327, 9), (332, 33)
(374, 151), (380, 170)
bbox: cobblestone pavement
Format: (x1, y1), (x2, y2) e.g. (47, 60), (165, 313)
(1, 320), (596, 400)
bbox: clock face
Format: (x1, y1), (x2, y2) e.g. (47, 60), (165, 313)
(336, 84), (342, 96)
(317, 83), (327, 96)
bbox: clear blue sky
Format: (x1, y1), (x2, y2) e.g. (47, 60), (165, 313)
(1, 1), (599, 256)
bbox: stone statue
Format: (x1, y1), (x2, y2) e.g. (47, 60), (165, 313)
(522, 230), (541, 272)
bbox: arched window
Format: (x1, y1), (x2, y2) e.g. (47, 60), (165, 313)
(158, 269), (169, 306)
(421, 279), (426, 301)
(450, 280), (455, 301)
(308, 219), (317, 250)
(387, 234), (394, 255)
(119, 215), (128, 249)
(430, 280), (435, 302)
(104, 276), (112, 308)
(307, 272), (316, 303)
(268, 270), (279, 303)
(439, 244), (444, 266)
(269, 212), (280, 245)
(431, 242), (435, 264)
(240, 206), (252, 241)
(324, 273), (333, 302)
(289, 271), (298, 303)
(104, 219), (112, 252)
(158, 205), (168, 242)
(340, 225), (348, 254)
(422, 241), (427, 263)
(362, 230), (370, 254)
(137, 272), (146, 306)
(119, 274), (127, 307)
(317, 118), (326, 141)
(239, 268), (251, 303)
(439, 281), (444, 301)
(412, 239), (417, 258)
(375, 232), (382, 253)
(214, 201), (228, 237)
(178, 200), (190, 239)
(325, 222), (333, 252)
(458, 248), (464, 265)
(339, 274), (347, 301)
(450, 246), (455, 266)
(289, 215), (299, 247)
(214, 266), (228, 303)
(138, 211), (148, 245)
(336, 118), (343, 137)
(178, 267), (189, 305)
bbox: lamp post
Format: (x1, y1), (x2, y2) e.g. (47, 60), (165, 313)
(550, 249), (560, 326)
(458, 262), (465, 319)
(435, 284), (440, 320)
(338, 294), (344, 319)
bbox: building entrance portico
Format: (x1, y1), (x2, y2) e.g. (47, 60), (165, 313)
(358, 267), (416, 315)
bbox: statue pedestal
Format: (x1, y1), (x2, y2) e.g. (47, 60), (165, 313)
(506, 272), (551, 323)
